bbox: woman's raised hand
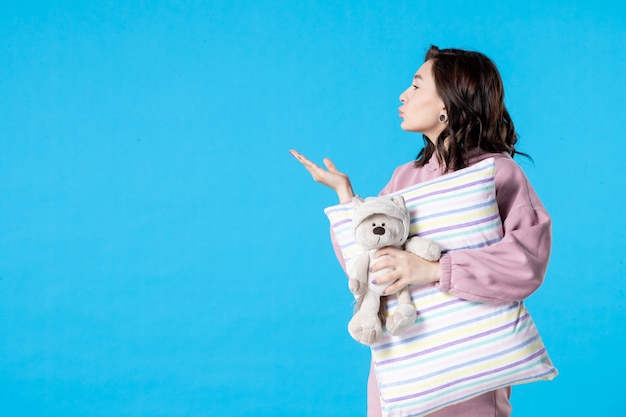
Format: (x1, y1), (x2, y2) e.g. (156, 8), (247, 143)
(289, 149), (355, 203)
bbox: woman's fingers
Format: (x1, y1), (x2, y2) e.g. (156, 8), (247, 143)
(290, 150), (344, 186)
(370, 254), (392, 273)
(290, 149), (354, 203)
(376, 246), (402, 260)
(290, 149), (320, 171)
(323, 157), (339, 173)
(383, 279), (404, 296)
(290, 150), (324, 178)
(290, 149), (314, 169)
(289, 149), (304, 162)
(372, 268), (403, 295)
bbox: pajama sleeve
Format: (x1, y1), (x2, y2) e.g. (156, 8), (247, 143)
(436, 157), (552, 303)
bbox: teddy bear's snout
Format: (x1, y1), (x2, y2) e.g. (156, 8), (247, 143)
(373, 226), (386, 235)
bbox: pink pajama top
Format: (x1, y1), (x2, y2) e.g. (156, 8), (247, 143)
(331, 149), (552, 417)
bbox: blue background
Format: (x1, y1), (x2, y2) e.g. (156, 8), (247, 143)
(1, 1), (624, 416)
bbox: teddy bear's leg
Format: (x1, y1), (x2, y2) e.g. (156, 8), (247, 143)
(386, 287), (416, 336)
(348, 289), (382, 346)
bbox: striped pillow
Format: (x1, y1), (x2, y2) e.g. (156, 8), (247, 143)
(324, 158), (557, 417)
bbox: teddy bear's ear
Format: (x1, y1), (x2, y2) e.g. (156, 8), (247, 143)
(391, 195), (406, 209)
(352, 196), (363, 207)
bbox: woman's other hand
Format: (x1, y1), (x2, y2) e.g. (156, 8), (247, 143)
(370, 246), (441, 295)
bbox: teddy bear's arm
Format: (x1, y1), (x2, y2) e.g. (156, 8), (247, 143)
(347, 252), (370, 296)
(404, 236), (441, 262)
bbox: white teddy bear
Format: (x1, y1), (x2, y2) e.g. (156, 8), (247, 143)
(347, 195), (441, 346)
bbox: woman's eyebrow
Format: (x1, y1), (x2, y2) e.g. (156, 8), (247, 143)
(413, 74), (423, 81)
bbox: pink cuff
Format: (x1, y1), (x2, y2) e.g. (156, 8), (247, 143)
(437, 252), (452, 293)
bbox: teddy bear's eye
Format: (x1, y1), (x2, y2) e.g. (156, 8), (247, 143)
(382, 223), (385, 227)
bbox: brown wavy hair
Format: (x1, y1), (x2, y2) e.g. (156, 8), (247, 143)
(415, 45), (529, 171)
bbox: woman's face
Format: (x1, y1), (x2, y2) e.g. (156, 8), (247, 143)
(398, 60), (447, 142)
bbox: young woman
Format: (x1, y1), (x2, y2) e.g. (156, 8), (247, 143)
(290, 45), (551, 416)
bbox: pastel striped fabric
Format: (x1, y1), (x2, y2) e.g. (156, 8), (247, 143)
(324, 158), (557, 417)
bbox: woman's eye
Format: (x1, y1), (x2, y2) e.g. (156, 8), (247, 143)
(412, 84), (419, 90)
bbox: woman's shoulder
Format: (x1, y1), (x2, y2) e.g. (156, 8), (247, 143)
(380, 159), (440, 195)
(391, 159), (422, 176)
(476, 152), (546, 213)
